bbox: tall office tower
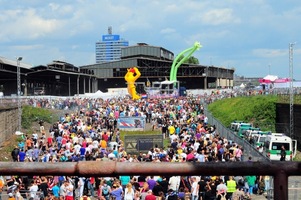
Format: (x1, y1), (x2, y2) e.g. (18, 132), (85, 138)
(95, 26), (129, 63)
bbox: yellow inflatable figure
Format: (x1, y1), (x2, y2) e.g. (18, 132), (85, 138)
(124, 67), (141, 100)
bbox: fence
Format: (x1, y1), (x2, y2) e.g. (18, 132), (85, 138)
(203, 106), (271, 162)
(0, 161), (300, 200)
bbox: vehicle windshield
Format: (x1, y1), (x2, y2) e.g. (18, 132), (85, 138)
(271, 142), (290, 151)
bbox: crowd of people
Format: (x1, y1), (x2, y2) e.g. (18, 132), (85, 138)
(3, 94), (270, 200)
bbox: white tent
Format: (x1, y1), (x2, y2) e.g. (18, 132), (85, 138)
(263, 75), (278, 82)
(239, 83), (245, 88)
(76, 90), (115, 99)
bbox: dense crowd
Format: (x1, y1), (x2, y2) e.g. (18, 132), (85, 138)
(2, 94), (270, 200)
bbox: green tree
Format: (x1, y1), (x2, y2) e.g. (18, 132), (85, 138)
(176, 55), (199, 64)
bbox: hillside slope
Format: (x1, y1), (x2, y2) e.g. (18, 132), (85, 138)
(208, 95), (277, 131)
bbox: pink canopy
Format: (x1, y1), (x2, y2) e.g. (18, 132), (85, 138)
(259, 79), (272, 83)
(274, 78), (290, 83)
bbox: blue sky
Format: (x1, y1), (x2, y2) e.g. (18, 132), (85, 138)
(1, 0), (301, 80)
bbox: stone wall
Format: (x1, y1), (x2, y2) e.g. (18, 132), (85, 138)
(0, 107), (18, 145)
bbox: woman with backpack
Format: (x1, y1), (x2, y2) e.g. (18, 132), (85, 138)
(98, 180), (111, 200)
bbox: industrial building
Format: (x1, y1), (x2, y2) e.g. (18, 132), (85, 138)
(82, 43), (234, 92)
(0, 43), (234, 96)
(0, 57), (95, 96)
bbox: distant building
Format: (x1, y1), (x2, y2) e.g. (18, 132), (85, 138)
(82, 43), (234, 92)
(95, 26), (129, 63)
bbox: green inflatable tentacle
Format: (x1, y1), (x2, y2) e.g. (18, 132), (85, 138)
(170, 47), (194, 81)
(169, 42), (202, 82)
(172, 47), (197, 81)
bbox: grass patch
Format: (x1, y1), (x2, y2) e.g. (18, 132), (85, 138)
(120, 129), (171, 149)
(208, 95), (278, 131)
(120, 130), (161, 141)
(22, 105), (52, 130)
(208, 94), (301, 132)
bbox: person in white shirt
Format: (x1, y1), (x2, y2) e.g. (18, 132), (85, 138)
(168, 176), (180, 192)
(216, 179), (228, 198)
(73, 143), (81, 155)
(72, 135), (79, 144)
(92, 140), (99, 149)
(64, 180), (74, 200)
(108, 150), (117, 160)
(32, 132), (38, 145)
(191, 177), (199, 200)
(65, 141), (73, 150)
(124, 183), (135, 200)
(29, 180), (39, 199)
(77, 177), (85, 198)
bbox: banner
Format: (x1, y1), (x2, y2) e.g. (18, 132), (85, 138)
(124, 135), (164, 154)
(117, 117), (145, 131)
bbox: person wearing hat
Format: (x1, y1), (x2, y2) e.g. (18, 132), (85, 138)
(145, 190), (156, 200)
(8, 192), (15, 200)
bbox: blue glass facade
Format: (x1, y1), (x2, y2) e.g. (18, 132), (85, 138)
(96, 34), (129, 63)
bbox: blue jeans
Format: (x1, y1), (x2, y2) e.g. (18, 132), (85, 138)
(191, 194), (198, 200)
(88, 182), (94, 197)
(249, 185), (254, 195)
(265, 179), (270, 191)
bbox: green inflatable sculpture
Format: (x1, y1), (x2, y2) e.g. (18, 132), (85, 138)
(169, 42), (202, 82)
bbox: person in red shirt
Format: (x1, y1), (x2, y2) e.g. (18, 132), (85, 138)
(102, 132), (109, 142)
(47, 136), (53, 148)
(61, 137), (67, 146)
(145, 190), (156, 200)
(186, 150), (195, 162)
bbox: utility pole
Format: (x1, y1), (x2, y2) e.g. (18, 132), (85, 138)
(16, 57), (23, 132)
(289, 43), (295, 138)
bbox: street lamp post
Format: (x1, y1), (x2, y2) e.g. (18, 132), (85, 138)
(17, 57), (23, 132)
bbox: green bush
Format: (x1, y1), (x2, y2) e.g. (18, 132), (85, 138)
(22, 105), (52, 129)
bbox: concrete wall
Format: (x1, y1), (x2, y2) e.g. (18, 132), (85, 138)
(0, 107), (18, 145)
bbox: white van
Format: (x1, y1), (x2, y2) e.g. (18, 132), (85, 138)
(251, 131), (271, 148)
(230, 121), (251, 132)
(244, 130), (261, 141)
(264, 133), (297, 161)
(34, 87), (45, 95)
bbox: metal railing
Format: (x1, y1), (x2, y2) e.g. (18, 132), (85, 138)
(0, 161), (300, 200)
(203, 106), (270, 162)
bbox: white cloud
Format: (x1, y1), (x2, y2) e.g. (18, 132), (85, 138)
(1, 0), (301, 79)
(160, 28), (176, 34)
(0, 8), (64, 41)
(9, 45), (43, 51)
(49, 3), (60, 11)
(201, 8), (241, 25)
(163, 4), (181, 13)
